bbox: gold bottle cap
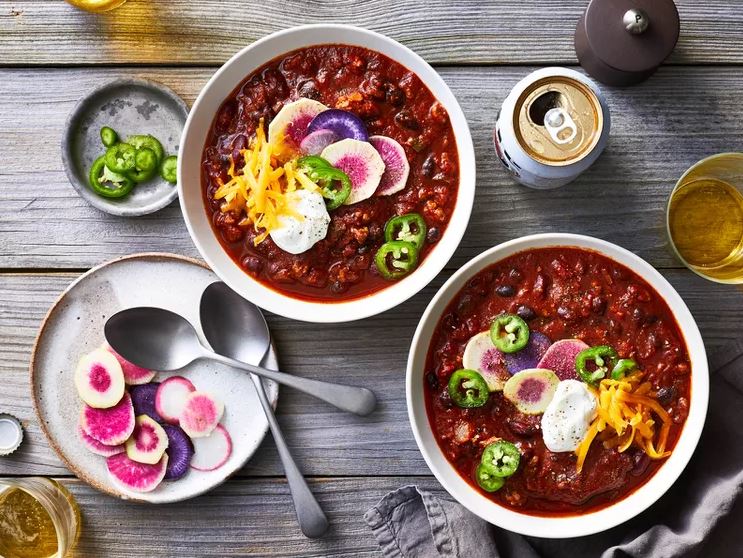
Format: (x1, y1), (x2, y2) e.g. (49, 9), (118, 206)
(0, 413), (23, 456)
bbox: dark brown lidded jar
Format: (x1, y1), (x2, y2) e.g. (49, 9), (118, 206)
(574, 0), (680, 86)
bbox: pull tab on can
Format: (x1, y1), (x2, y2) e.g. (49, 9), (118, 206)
(543, 107), (577, 145)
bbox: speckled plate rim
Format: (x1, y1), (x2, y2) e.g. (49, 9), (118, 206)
(30, 253), (279, 503)
(61, 78), (188, 217)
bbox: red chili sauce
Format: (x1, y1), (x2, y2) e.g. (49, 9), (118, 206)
(202, 45), (459, 301)
(424, 247), (691, 515)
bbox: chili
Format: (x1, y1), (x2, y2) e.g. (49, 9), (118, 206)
(447, 369), (489, 408)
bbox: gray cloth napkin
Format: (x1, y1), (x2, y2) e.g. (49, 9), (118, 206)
(365, 339), (743, 558)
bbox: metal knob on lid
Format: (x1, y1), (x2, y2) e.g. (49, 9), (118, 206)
(575, 0), (680, 86)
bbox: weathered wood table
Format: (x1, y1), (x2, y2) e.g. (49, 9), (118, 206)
(2, 1), (743, 556)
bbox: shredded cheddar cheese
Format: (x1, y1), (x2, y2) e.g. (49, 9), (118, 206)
(213, 120), (320, 245)
(575, 372), (671, 473)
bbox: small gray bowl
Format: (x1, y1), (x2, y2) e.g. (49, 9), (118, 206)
(62, 78), (189, 216)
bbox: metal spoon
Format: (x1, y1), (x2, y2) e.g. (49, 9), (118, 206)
(199, 282), (328, 539)
(104, 307), (377, 416)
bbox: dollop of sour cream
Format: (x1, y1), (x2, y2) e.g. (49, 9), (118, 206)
(541, 379), (598, 452)
(269, 190), (330, 255)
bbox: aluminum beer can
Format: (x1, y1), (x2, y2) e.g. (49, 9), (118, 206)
(494, 67), (610, 189)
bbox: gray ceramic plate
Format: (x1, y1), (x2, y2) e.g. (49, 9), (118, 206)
(62, 79), (188, 216)
(31, 253), (279, 503)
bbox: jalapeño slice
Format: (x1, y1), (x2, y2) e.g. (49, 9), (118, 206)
(576, 345), (619, 385)
(480, 440), (521, 478)
(475, 463), (505, 492)
(384, 213), (427, 250)
(447, 369), (489, 408)
(490, 314), (530, 353)
(374, 240), (419, 280)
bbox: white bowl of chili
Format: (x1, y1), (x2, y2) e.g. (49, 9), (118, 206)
(407, 233), (708, 538)
(178, 25), (475, 322)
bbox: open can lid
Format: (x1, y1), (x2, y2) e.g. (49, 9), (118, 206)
(0, 413), (24, 456)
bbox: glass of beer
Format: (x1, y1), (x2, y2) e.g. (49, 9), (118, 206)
(667, 152), (743, 283)
(65, 0), (128, 12)
(0, 478), (81, 558)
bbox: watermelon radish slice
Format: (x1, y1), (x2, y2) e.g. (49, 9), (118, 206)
(462, 331), (510, 392)
(504, 332), (551, 375)
(307, 109), (369, 141)
(320, 139), (385, 205)
(268, 98), (328, 147)
(107, 452), (168, 493)
(126, 415), (169, 465)
(106, 345), (156, 385)
(77, 425), (125, 457)
(155, 376), (196, 425)
(130, 382), (162, 423)
(179, 392), (224, 438)
(81, 392), (135, 446)
(190, 424), (232, 472)
(369, 135), (410, 196)
(503, 369), (560, 415)
(74, 348), (125, 409)
(300, 129), (339, 155)
(536, 339), (590, 381)
(162, 425), (194, 481)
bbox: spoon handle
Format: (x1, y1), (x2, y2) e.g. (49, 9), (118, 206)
(207, 351), (377, 416)
(249, 373), (329, 538)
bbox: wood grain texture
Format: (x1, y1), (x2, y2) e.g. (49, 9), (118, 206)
(2, 65), (743, 270)
(1, 1), (743, 66)
(1, 269), (739, 477)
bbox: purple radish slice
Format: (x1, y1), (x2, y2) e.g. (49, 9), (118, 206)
(126, 415), (169, 465)
(179, 391), (224, 439)
(162, 425), (194, 481)
(536, 339), (590, 381)
(107, 452), (168, 493)
(503, 332), (552, 375)
(130, 383), (162, 422)
(77, 425), (125, 457)
(81, 392), (135, 446)
(369, 135), (410, 196)
(106, 345), (156, 385)
(268, 98), (328, 147)
(74, 348), (125, 409)
(462, 331), (510, 392)
(299, 129), (339, 155)
(307, 109), (369, 141)
(503, 368), (560, 415)
(320, 139), (385, 205)
(155, 376), (196, 425)
(190, 424), (233, 472)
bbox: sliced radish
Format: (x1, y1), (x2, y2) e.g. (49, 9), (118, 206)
(155, 376), (196, 425)
(307, 109), (369, 141)
(74, 348), (125, 409)
(130, 382), (162, 423)
(503, 368), (560, 415)
(299, 129), (339, 155)
(462, 331), (510, 392)
(190, 424), (232, 472)
(268, 98), (328, 148)
(80, 392), (135, 446)
(77, 425), (125, 457)
(369, 135), (410, 196)
(162, 425), (194, 481)
(126, 415), (169, 465)
(179, 391), (224, 438)
(537, 339), (590, 381)
(320, 139), (385, 205)
(503, 332), (551, 375)
(106, 345), (156, 385)
(107, 452), (168, 493)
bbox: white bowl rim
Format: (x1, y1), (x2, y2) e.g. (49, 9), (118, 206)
(406, 232), (709, 538)
(178, 24), (475, 323)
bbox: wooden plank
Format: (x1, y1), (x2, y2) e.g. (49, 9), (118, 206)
(0, 269), (738, 477)
(2, 1), (743, 66)
(2, 65), (743, 270)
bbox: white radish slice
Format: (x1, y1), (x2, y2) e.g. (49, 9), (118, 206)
(369, 135), (410, 196)
(190, 424), (233, 472)
(268, 98), (328, 147)
(105, 344), (156, 385)
(179, 391), (224, 438)
(77, 425), (125, 457)
(462, 331), (510, 392)
(74, 348), (125, 409)
(155, 376), (196, 425)
(126, 415), (169, 465)
(80, 392), (135, 446)
(503, 368), (560, 415)
(320, 139), (385, 205)
(300, 129), (339, 155)
(107, 453), (168, 493)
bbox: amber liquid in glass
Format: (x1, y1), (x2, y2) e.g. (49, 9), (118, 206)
(65, 0), (128, 13)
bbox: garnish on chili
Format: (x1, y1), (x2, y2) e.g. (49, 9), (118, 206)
(88, 155), (135, 198)
(611, 358), (638, 381)
(576, 345), (619, 385)
(447, 369), (490, 408)
(475, 463), (505, 492)
(374, 240), (419, 280)
(100, 126), (118, 148)
(490, 314), (529, 353)
(480, 440), (521, 478)
(384, 213), (427, 250)
(297, 155), (351, 209)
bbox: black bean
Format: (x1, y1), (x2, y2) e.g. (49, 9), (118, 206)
(394, 109), (421, 131)
(426, 372), (439, 390)
(592, 296), (607, 315)
(656, 386), (677, 405)
(509, 268), (523, 282)
(426, 227), (440, 244)
(495, 285), (516, 297)
(296, 79), (321, 100)
(516, 305), (537, 321)
(384, 83), (404, 107)
(632, 307), (646, 324)
(330, 281), (349, 294)
(421, 153), (436, 177)
(241, 256), (263, 274)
